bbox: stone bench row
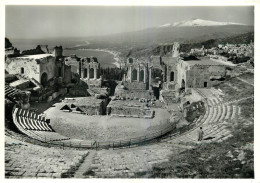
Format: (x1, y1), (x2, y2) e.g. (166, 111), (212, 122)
(16, 108), (52, 132)
(17, 108), (47, 123)
(13, 108), (70, 142)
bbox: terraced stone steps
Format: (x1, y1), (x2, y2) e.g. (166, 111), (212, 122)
(73, 151), (96, 178)
(5, 136), (89, 178)
(81, 143), (191, 178)
(168, 88), (241, 145)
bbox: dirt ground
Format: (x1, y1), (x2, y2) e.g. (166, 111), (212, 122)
(44, 101), (172, 141)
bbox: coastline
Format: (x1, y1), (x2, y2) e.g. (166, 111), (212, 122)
(68, 48), (122, 68)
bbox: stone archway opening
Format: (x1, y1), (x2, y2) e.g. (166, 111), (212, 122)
(133, 69), (137, 81)
(181, 79), (185, 89)
(90, 68), (94, 79)
(41, 72), (48, 87)
(170, 72), (174, 81)
(84, 69), (87, 78)
(139, 70), (144, 82)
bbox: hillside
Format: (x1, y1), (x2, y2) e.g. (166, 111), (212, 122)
(159, 18), (246, 27)
(180, 32), (254, 53)
(85, 20), (253, 46)
(121, 32), (254, 58)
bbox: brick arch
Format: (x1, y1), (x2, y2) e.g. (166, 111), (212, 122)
(133, 69), (137, 81)
(90, 68), (94, 79)
(41, 72), (48, 87)
(170, 71), (174, 81)
(84, 69), (87, 78)
(139, 70), (144, 82)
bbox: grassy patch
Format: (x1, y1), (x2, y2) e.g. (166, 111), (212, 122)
(143, 126), (254, 178)
(237, 97), (254, 119)
(238, 72), (254, 85)
(215, 75), (254, 101)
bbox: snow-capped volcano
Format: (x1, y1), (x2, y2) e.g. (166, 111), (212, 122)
(159, 18), (246, 28)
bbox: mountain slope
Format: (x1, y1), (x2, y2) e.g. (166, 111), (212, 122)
(120, 32), (254, 58)
(159, 18), (246, 27)
(87, 22), (253, 46)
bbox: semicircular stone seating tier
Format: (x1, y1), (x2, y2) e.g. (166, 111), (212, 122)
(12, 107), (70, 142)
(10, 86), (241, 149)
(167, 88), (241, 145)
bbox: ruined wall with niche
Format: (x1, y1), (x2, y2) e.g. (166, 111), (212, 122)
(5, 56), (56, 84)
(39, 56), (56, 83)
(63, 64), (72, 84)
(5, 58), (41, 82)
(176, 61), (187, 89)
(185, 65), (226, 88)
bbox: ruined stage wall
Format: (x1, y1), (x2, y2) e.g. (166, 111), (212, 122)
(6, 58), (41, 82)
(40, 57), (56, 83)
(185, 65), (226, 88)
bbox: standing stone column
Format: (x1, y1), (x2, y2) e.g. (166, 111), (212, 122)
(87, 66), (90, 79)
(79, 60), (82, 79)
(129, 65), (132, 83)
(166, 65), (169, 82)
(94, 67), (97, 79)
(149, 66), (152, 90)
(137, 65), (140, 82)
(143, 67), (146, 83)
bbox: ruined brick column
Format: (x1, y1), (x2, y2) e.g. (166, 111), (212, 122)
(129, 65), (132, 83)
(166, 65), (169, 82)
(149, 66), (152, 90)
(143, 66), (146, 83)
(137, 65), (140, 82)
(87, 67), (90, 79)
(79, 60), (82, 79)
(94, 67), (97, 79)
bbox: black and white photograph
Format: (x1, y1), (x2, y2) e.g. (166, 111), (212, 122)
(2, 1), (257, 180)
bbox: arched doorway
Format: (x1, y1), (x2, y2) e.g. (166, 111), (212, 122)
(21, 67), (24, 74)
(84, 69), (87, 78)
(41, 72), (48, 87)
(181, 79), (185, 89)
(170, 72), (174, 81)
(133, 69), (137, 81)
(90, 68), (94, 79)
(139, 70), (144, 82)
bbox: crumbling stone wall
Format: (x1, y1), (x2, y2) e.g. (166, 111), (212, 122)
(5, 56), (56, 85)
(109, 106), (152, 117)
(77, 104), (102, 115)
(21, 45), (45, 55)
(5, 58), (41, 82)
(185, 65), (226, 88)
(79, 57), (101, 81)
(39, 45), (49, 53)
(5, 38), (13, 49)
(53, 46), (63, 57)
(63, 64), (72, 84)
(39, 56), (56, 84)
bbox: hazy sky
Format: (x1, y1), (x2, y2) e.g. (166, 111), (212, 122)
(5, 6), (254, 39)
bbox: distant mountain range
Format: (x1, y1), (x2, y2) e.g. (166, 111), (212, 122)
(86, 18), (253, 46)
(158, 18), (246, 27)
(118, 32), (254, 58)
